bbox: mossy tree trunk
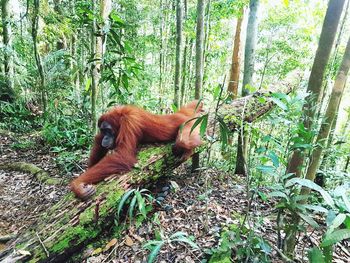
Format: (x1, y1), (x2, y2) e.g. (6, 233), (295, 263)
(0, 91), (283, 262)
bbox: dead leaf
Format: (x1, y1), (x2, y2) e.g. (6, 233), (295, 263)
(104, 238), (118, 251)
(125, 235), (134, 247)
(92, 247), (102, 255)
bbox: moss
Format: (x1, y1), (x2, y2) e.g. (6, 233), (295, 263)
(41, 177), (60, 185)
(50, 225), (99, 253)
(28, 249), (46, 263)
(79, 207), (95, 225)
(15, 243), (25, 250)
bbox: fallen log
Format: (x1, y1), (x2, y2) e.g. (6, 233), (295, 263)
(0, 90), (285, 262)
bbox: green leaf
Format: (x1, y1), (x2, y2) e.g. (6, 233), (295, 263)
(268, 191), (288, 199)
(342, 192), (350, 213)
(298, 212), (319, 228)
(285, 178), (334, 207)
(128, 195), (137, 219)
(144, 240), (163, 248)
(190, 116), (203, 134)
(85, 77), (92, 91)
(256, 165), (275, 174)
(110, 12), (125, 25)
(321, 229), (350, 247)
(135, 191), (147, 218)
(170, 232), (187, 239)
(218, 118), (229, 148)
(213, 85), (221, 100)
(344, 216), (350, 229)
(270, 97), (288, 111)
(172, 236), (199, 249)
(327, 214), (346, 234)
(302, 205), (328, 214)
(146, 242), (164, 263)
(268, 151), (279, 168)
(117, 189), (135, 217)
(308, 247), (325, 263)
(322, 245), (333, 263)
(200, 114), (208, 138)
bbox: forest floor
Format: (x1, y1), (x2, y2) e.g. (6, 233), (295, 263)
(0, 131), (349, 262)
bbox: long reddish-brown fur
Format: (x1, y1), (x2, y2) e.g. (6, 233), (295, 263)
(70, 100), (203, 199)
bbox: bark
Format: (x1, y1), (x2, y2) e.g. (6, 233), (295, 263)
(317, 0), (349, 120)
(32, 0), (47, 115)
(180, 0), (188, 106)
(192, 0), (205, 170)
(180, 38), (189, 106)
(174, 0), (183, 108)
(235, 0), (259, 176)
(1, 0), (15, 101)
(91, 0), (112, 134)
(194, 0), (205, 99)
(0, 91), (284, 263)
(227, 11), (243, 99)
(304, 35), (350, 189)
(159, 0), (164, 97)
(242, 0), (259, 95)
(202, 0), (211, 73)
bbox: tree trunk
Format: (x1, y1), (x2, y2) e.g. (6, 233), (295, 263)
(202, 0), (211, 74)
(284, 0), (345, 257)
(0, 90), (282, 262)
(180, 0), (188, 106)
(192, 0), (205, 171)
(180, 38), (189, 106)
(227, 10), (243, 99)
(234, 0), (259, 176)
(194, 0), (205, 99)
(286, 0), (345, 177)
(304, 35), (350, 190)
(174, 0), (183, 108)
(242, 0), (259, 96)
(1, 0), (15, 102)
(317, 0), (349, 120)
(32, 0), (47, 115)
(91, 0), (112, 133)
(159, 0), (164, 99)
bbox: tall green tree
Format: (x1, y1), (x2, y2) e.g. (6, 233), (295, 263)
(235, 0), (259, 176)
(1, 0), (15, 101)
(32, 0), (47, 115)
(91, 0), (112, 133)
(227, 9), (244, 99)
(284, 0), (345, 257)
(174, 0), (183, 108)
(192, 0), (205, 170)
(286, 0), (345, 178)
(305, 35), (350, 190)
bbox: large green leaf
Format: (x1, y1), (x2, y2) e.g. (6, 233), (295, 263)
(285, 178), (334, 207)
(327, 214), (346, 235)
(146, 242), (164, 263)
(308, 247), (325, 263)
(117, 189), (135, 217)
(298, 212), (319, 228)
(321, 229), (350, 247)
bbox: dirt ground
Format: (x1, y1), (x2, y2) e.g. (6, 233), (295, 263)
(0, 132), (349, 262)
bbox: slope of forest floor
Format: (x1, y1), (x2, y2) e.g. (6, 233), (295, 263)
(0, 131), (349, 262)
